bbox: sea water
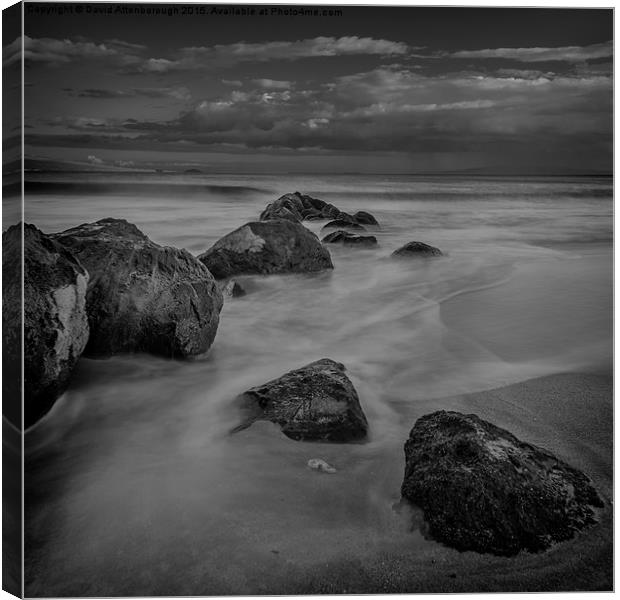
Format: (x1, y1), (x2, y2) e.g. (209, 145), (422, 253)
(19, 173), (612, 595)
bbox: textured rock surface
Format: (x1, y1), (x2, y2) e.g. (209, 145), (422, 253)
(260, 192), (380, 227)
(401, 410), (603, 556)
(322, 230), (378, 247)
(234, 358), (368, 442)
(3, 223), (90, 428)
(353, 211), (380, 227)
(260, 192), (343, 222)
(54, 217), (223, 358)
(322, 220), (366, 232)
(198, 220), (333, 279)
(392, 241), (443, 257)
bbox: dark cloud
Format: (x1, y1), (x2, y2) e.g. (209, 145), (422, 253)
(66, 86), (192, 100)
(16, 23), (612, 172)
(38, 65), (611, 160)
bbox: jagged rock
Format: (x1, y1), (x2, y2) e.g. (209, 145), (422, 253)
(198, 220), (333, 279)
(392, 241), (443, 257)
(233, 358), (368, 442)
(220, 279), (246, 299)
(259, 192), (380, 227)
(401, 410), (604, 556)
(260, 192), (325, 222)
(53, 217), (222, 358)
(322, 230), (378, 247)
(322, 220), (366, 232)
(353, 211), (380, 227)
(3, 223), (90, 428)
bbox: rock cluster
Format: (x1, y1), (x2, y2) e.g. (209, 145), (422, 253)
(260, 191), (379, 227)
(400, 410), (603, 556)
(233, 358), (369, 442)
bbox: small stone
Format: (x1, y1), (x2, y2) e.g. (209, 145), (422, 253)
(307, 458), (337, 473)
(221, 279), (246, 298)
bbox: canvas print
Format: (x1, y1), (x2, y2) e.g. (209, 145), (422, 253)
(2, 3), (613, 596)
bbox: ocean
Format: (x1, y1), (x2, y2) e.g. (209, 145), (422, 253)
(18, 172), (613, 595)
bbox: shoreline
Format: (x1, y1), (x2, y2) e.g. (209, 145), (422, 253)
(24, 370), (613, 596)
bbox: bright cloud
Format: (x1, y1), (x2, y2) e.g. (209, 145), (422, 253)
(451, 40), (612, 63)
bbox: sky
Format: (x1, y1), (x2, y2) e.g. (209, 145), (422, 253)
(4, 4), (614, 173)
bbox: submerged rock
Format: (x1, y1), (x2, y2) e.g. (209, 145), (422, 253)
(307, 458), (337, 473)
(198, 220), (333, 279)
(322, 230), (378, 247)
(353, 211), (380, 227)
(392, 241), (443, 257)
(3, 224), (90, 428)
(401, 410), (603, 556)
(322, 220), (366, 232)
(233, 358), (368, 442)
(53, 217), (223, 358)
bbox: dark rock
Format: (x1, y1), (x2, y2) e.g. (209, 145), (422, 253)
(392, 241), (443, 257)
(220, 279), (246, 299)
(353, 211), (380, 227)
(322, 220), (366, 232)
(401, 410), (603, 556)
(259, 192), (312, 222)
(3, 224), (90, 428)
(234, 358), (368, 442)
(322, 230), (378, 247)
(260, 192), (378, 226)
(198, 220), (333, 279)
(53, 217), (223, 358)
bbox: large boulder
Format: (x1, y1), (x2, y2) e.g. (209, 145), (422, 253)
(3, 224), (90, 428)
(53, 218), (223, 358)
(198, 220), (333, 279)
(401, 410), (603, 556)
(322, 230), (378, 247)
(392, 241), (443, 258)
(233, 358), (368, 442)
